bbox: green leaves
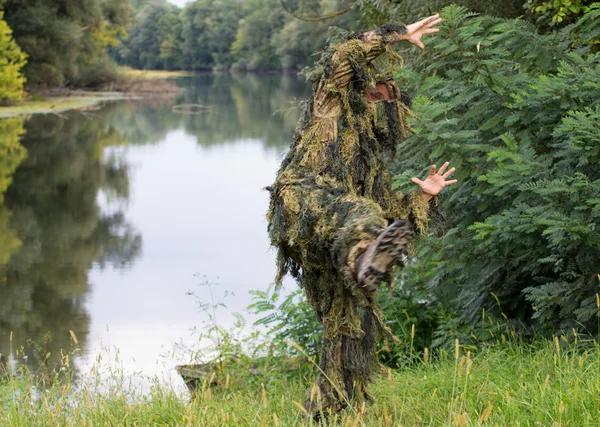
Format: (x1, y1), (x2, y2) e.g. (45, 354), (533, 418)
(248, 284), (321, 357)
(0, 11), (26, 102)
(392, 5), (600, 334)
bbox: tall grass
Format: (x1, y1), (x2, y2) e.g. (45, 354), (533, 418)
(1, 289), (599, 425)
(1, 329), (598, 425)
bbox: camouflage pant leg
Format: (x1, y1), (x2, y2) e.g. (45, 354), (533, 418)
(269, 176), (389, 280)
(304, 302), (384, 417)
(330, 193), (390, 281)
(268, 176), (391, 416)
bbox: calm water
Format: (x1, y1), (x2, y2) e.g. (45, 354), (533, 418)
(0, 73), (308, 385)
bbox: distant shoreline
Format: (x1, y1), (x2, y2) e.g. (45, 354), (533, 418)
(0, 68), (305, 119)
(0, 69), (190, 119)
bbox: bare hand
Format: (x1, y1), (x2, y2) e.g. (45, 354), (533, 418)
(412, 162), (457, 202)
(399, 14), (442, 50)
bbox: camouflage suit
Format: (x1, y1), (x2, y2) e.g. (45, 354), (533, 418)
(267, 24), (441, 414)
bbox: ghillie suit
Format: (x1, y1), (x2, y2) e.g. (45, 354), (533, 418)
(267, 24), (442, 415)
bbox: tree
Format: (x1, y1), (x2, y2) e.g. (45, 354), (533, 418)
(391, 5), (600, 336)
(114, 0), (177, 69)
(0, 11), (27, 102)
(2, 0), (132, 88)
(231, 0), (287, 70)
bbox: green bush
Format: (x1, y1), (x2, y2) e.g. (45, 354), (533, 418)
(73, 57), (121, 89)
(525, 0), (595, 25)
(0, 11), (26, 102)
(392, 4), (600, 335)
(249, 284), (322, 357)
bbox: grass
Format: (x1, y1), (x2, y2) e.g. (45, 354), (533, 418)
(121, 68), (194, 80)
(1, 336), (598, 426)
(0, 93), (126, 118)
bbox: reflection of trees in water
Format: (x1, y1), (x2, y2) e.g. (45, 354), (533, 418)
(0, 118), (26, 202)
(98, 96), (186, 146)
(0, 114), (141, 370)
(179, 73), (309, 150)
(94, 74), (308, 152)
(0, 118), (27, 266)
(0, 74), (306, 371)
(100, 74), (309, 151)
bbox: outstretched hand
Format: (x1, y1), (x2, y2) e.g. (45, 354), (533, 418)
(412, 162), (458, 202)
(399, 14), (442, 50)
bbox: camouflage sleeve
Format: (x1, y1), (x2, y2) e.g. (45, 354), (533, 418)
(329, 23), (407, 88)
(389, 191), (445, 236)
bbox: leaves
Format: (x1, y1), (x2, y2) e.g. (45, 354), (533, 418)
(392, 5), (600, 334)
(248, 284), (321, 357)
(0, 11), (26, 102)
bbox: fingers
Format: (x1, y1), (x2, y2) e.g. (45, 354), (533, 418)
(429, 164), (436, 176)
(442, 167), (456, 179)
(437, 161), (450, 175)
(426, 17), (443, 28)
(418, 13), (440, 27)
(409, 14), (440, 32)
(411, 177), (424, 185)
(424, 28), (440, 35)
(445, 179), (458, 185)
(415, 39), (425, 50)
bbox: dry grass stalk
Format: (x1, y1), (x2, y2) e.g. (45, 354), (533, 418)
(261, 383), (268, 409)
(479, 404), (493, 423)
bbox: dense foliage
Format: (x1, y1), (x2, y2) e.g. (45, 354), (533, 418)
(0, 0), (563, 87)
(390, 5), (600, 338)
(113, 0), (363, 71)
(112, 0), (549, 71)
(0, 11), (26, 102)
(525, 0), (596, 24)
(1, 0), (131, 88)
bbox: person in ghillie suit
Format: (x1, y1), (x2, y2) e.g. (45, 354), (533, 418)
(267, 14), (457, 415)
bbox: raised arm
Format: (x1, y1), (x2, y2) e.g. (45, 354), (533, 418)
(330, 14), (442, 88)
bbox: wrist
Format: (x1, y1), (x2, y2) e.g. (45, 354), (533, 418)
(420, 191), (434, 203)
(389, 31), (408, 44)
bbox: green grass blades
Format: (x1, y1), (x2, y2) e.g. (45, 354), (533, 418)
(1, 335), (598, 426)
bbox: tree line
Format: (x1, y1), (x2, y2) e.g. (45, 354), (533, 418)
(1, 0), (593, 98)
(112, 0), (363, 72)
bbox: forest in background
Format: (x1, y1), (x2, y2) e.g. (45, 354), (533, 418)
(1, 0), (592, 97)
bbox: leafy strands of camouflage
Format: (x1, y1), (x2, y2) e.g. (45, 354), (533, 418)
(267, 24), (443, 413)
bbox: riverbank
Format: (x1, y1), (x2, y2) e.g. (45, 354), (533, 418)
(0, 92), (129, 119)
(0, 69), (191, 119)
(1, 338), (598, 425)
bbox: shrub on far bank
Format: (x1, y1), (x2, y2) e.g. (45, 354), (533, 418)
(0, 11), (26, 103)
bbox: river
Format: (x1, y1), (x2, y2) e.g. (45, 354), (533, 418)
(0, 73), (309, 387)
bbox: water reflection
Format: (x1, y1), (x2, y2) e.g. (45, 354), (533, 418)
(0, 113), (141, 369)
(0, 73), (308, 377)
(179, 73), (304, 149)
